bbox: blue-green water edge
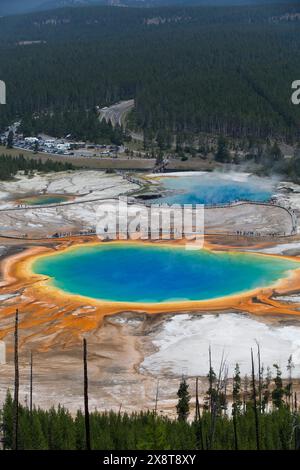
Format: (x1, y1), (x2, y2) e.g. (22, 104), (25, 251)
(19, 195), (69, 206)
(32, 244), (299, 303)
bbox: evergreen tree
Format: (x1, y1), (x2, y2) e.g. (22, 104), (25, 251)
(269, 142), (283, 162)
(232, 364), (242, 415)
(176, 378), (190, 422)
(285, 356), (294, 410)
(204, 360), (217, 414)
(2, 390), (13, 449)
(33, 141), (39, 154)
(6, 130), (14, 149)
(232, 364), (242, 450)
(262, 367), (272, 413)
(215, 137), (231, 163)
(272, 364), (285, 409)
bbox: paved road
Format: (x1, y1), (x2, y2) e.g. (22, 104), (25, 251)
(99, 99), (135, 127)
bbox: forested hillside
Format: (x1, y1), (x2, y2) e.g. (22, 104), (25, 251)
(40, 0), (296, 10)
(0, 1), (293, 17)
(0, 3), (299, 141)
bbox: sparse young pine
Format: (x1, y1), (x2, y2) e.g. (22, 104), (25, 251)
(6, 130), (14, 149)
(232, 364), (242, 416)
(215, 137), (231, 163)
(176, 378), (190, 422)
(262, 367), (272, 413)
(232, 363), (242, 451)
(286, 355), (294, 409)
(272, 364), (285, 409)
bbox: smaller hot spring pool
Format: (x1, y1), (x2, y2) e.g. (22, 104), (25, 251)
(154, 173), (276, 205)
(17, 195), (70, 206)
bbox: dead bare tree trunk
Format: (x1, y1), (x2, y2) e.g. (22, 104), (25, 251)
(233, 412), (238, 451)
(195, 377), (200, 422)
(256, 342), (262, 413)
(195, 377), (204, 450)
(154, 379), (159, 415)
(12, 309), (19, 451)
(223, 365), (229, 416)
(207, 345), (214, 450)
(251, 348), (260, 450)
(209, 351), (225, 450)
(208, 346), (213, 416)
(30, 351), (33, 415)
(83, 338), (91, 451)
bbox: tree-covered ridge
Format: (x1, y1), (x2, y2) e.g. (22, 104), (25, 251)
(0, 3), (299, 140)
(0, 0), (294, 18)
(0, 154), (74, 180)
(0, 4), (299, 43)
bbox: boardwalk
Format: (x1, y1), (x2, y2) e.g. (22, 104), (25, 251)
(0, 198), (296, 241)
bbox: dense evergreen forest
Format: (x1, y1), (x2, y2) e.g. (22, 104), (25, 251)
(0, 154), (74, 179)
(0, 1), (294, 17)
(19, 110), (127, 144)
(1, 357), (300, 450)
(1, 395), (299, 450)
(0, 3), (299, 141)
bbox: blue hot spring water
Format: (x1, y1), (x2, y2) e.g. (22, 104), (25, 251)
(32, 244), (298, 303)
(156, 174), (275, 205)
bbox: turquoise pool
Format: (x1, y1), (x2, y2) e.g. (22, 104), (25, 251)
(18, 195), (69, 206)
(32, 244), (298, 303)
(156, 174), (275, 205)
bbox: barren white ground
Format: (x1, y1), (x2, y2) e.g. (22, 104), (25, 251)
(0, 170), (297, 237)
(141, 313), (300, 378)
(0, 170), (139, 237)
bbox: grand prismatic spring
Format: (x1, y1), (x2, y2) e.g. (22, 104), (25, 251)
(31, 243), (300, 304)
